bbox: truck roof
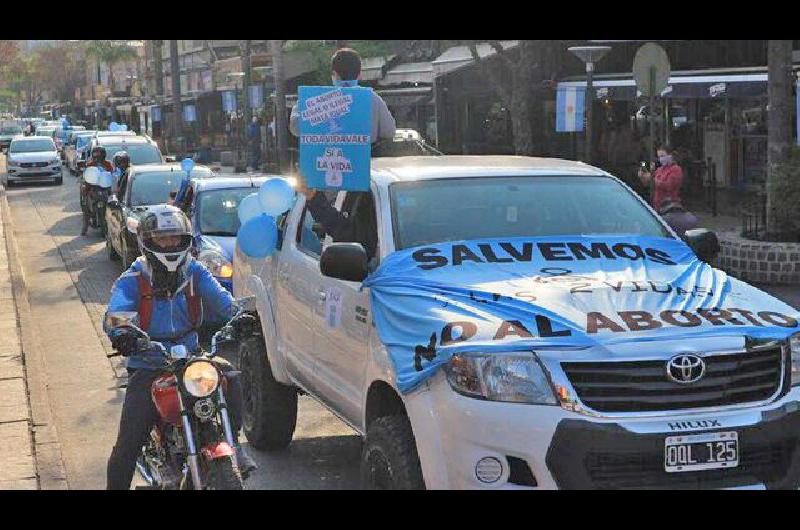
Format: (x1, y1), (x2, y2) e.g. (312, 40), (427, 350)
(370, 155), (608, 186)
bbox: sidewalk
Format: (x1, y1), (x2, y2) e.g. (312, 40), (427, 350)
(0, 183), (37, 490)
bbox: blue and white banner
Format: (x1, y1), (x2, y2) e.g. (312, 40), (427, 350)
(298, 85), (372, 191)
(222, 90), (237, 113)
(363, 235), (800, 393)
(556, 86), (585, 132)
(248, 84), (264, 109)
(150, 106), (161, 123)
(182, 104), (197, 123)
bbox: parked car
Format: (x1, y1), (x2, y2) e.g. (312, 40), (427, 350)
(105, 163), (214, 268)
(64, 130), (98, 174)
(54, 125), (85, 158)
(0, 124), (24, 152)
(4, 136), (63, 186)
(233, 155), (800, 490)
(182, 175), (274, 292)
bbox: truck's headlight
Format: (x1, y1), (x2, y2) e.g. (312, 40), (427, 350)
(198, 250), (233, 279)
(445, 352), (557, 404)
(790, 333), (800, 386)
(183, 361), (220, 397)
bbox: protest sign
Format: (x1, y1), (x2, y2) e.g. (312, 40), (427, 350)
(298, 85), (372, 191)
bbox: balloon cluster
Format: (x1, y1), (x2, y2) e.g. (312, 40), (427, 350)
(108, 122), (128, 132)
(236, 178), (296, 258)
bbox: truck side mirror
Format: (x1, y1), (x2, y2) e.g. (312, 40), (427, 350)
(320, 243), (368, 282)
(684, 228), (720, 263)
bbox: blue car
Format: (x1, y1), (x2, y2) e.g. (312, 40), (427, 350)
(186, 175), (276, 292)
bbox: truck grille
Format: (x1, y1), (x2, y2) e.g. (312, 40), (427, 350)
(20, 161), (49, 168)
(561, 348), (783, 413)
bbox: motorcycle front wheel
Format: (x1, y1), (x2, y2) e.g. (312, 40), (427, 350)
(204, 456), (244, 490)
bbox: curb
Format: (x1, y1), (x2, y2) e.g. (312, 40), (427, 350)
(0, 183), (69, 489)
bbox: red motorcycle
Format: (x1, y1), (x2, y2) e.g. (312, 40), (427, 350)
(106, 308), (250, 490)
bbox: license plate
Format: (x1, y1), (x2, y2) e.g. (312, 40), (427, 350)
(664, 431), (739, 473)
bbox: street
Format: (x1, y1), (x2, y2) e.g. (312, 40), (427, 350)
(2, 155), (361, 489)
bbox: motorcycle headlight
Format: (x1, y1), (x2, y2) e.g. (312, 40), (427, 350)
(198, 250), (233, 279)
(125, 216), (139, 233)
(445, 352), (557, 404)
(790, 333), (800, 387)
(183, 361), (220, 398)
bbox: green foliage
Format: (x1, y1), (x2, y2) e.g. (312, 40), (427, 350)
(283, 40), (397, 86)
(768, 146), (800, 239)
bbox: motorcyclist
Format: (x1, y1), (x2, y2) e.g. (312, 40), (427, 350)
(111, 150), (131, 196)
(103, 205), (257, 490)
(81, 146), (115, 236)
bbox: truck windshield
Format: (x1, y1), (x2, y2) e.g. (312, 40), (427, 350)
(130, 172), (184, 206)
(197, 187), (254, 236)
(389, 176), (671, 250)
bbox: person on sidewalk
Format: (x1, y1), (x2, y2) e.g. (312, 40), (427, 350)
(103, 206), (257, 490)
(246, 116), (262, 170)
(638, 144), (684, 210)
(289, 47), (397, 143)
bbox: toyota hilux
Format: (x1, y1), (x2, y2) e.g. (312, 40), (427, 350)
(233, 156), (800, 490)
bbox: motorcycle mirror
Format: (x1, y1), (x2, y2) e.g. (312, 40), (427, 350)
(236, 296), (257, 313)
(169, 345), (188, 359)
(104, 311), (140, 329)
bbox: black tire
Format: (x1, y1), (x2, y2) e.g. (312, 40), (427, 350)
(361, 415), (425, 490)
(121, 236), (135, 269)
(239, 336), (297, 450)
(205, 456), (244, 490)
(106, 229), (120, 261)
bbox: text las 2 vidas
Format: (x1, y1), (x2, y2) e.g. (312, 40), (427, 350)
(411, 240), (677, 270)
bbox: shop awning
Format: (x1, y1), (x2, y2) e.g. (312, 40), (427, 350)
(362, 55), (394, 82)
(558, 70), (772, 100)
(377, 86), (433, 106)
(432, 41), (519, 77)
(379, 62), (433, 86)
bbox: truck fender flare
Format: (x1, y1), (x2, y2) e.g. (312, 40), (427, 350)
(243, 273), (291, 384)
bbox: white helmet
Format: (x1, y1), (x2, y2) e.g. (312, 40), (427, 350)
(136, 204), (193, 275)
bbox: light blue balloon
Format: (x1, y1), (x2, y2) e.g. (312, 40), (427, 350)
(237, 214), (278, 258)
(258, 177), (295, 217)
(118, 123), (128, 131)
(237, 193), (262, 224)
(109, 121), (118, 131)
(181, 157), (195, 175)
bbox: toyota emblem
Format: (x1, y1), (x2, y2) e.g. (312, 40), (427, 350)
(666, 354), (706, 384)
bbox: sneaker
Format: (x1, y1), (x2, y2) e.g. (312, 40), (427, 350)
(235, 445), (258, 479)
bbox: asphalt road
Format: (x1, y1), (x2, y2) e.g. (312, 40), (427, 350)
(3, 160), (361, 489)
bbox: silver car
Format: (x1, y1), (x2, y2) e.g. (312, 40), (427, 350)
(5, 136), (63, 186)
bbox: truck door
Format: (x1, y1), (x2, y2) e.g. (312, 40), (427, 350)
(313, 190), (376, 427)
(272, 197), (328, 394)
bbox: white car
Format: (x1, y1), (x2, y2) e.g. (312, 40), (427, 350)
(233, 156), (800, 490)
(5, 136), (63, 186)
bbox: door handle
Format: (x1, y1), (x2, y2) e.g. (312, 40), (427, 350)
(318, 290), (328, 301)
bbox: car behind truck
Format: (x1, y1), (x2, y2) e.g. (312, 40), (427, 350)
(233, 155), (800, 489)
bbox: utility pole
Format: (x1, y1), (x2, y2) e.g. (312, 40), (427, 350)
(271, 40), (289, 174)
(766, 40), (793, 236)
(243, 40), (252, 123)
(152, 40), (164, 97)
(169, 40), (182, 157)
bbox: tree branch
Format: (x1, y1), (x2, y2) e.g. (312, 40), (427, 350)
(468, 41), (511, 105)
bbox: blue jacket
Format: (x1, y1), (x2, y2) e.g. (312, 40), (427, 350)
(104, 258), (235, 370)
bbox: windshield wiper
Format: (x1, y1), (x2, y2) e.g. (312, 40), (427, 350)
(202, 231), (237, 237)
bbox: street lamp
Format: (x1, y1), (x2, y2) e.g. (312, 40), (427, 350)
(568, 45), (611, 164)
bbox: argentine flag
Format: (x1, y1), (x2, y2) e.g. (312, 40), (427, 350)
(556, 86), (585, 132)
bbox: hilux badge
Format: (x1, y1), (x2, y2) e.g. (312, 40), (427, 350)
(666, 354), (705, 384)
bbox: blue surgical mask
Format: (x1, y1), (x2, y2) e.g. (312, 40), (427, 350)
(659, 155), (673, 166)
(333, 79), (358, 88)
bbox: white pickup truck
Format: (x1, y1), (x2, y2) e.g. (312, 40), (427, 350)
(233, 156), (800, 490)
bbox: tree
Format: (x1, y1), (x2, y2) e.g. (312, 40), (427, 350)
(0, 40), (19, 71)
(35, 42), (85, 105)
(86, 40), (139, 95)
(766, 40), (794, 238)
(467, 40), (568, 156)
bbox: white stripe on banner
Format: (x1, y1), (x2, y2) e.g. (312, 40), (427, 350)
(556, 86), (585, 132)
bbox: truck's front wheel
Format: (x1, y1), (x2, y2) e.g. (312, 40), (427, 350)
(361, 415), (425, 490)
(239, 336), (297, 450)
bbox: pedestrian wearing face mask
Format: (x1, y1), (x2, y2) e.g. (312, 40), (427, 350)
(638, 144), (684, 210)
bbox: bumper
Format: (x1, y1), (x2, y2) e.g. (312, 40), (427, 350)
(6, 166), (62, 182)
(416, 373), (800, 489)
